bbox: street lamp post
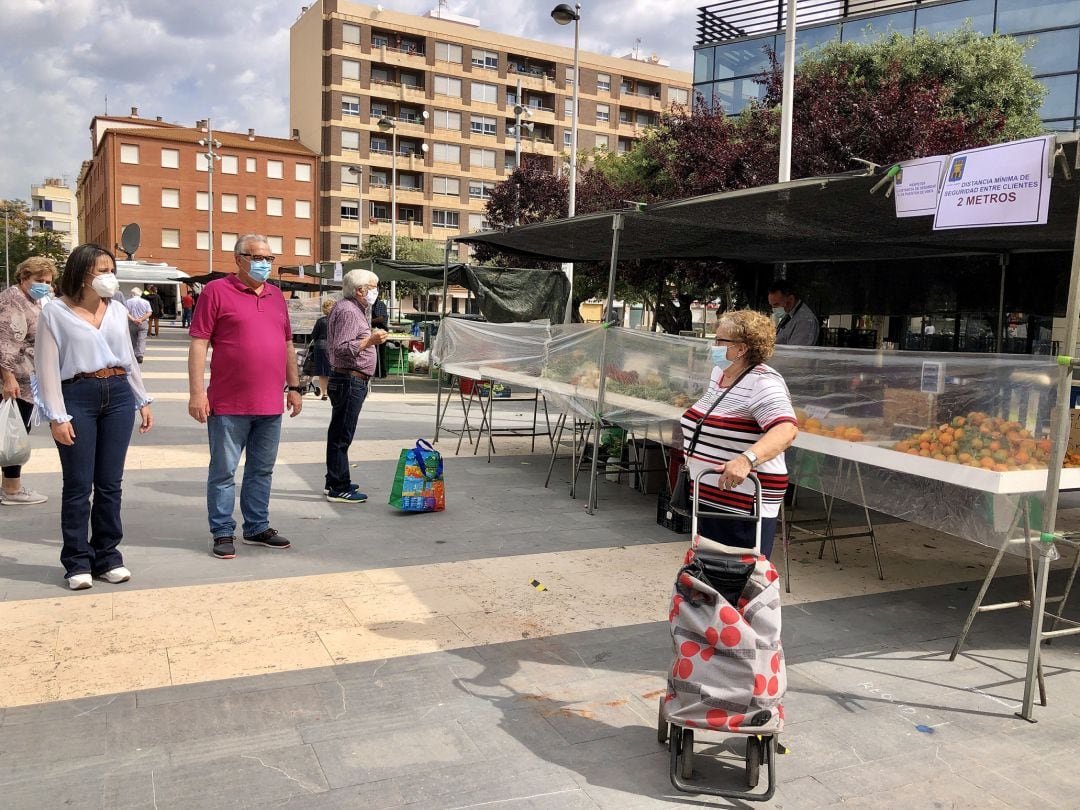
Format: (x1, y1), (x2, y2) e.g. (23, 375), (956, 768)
(198, 120), (222, 273)
(552, 2), (581, 323)
(378, 116), (398, 321)
(346, 165), (363, 258)
(3, 208), (9, 289)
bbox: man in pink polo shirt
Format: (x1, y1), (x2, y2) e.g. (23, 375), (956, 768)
(187, 234), (304, 560)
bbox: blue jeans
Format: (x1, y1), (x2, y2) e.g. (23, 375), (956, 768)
(207, 414), (281, 538)
(324, 373), (368, 493)
(56, 376), (135, 578)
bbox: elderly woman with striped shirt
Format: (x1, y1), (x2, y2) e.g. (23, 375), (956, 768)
(680, 309), (798, 558)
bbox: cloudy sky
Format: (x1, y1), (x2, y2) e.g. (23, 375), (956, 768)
(0, 0), (699, 203)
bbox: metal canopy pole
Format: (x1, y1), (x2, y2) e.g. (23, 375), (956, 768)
(585, 213), (624, 514)
(996, 254), (1009, 353)
(778, 0), (798, 183)
(1019, 177), (1080, 720)
(434, 238), (453, 442)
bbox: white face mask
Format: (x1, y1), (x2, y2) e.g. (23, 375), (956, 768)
(90, 273), (120, 299)
(772, 306), (787, 319)
(365, 288), (378, 306)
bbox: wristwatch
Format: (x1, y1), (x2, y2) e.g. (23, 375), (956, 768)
(741, 450), (760, 469)
(286, 385), (304, 394)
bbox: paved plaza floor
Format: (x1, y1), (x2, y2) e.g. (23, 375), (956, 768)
(1, 330), (1079, 809)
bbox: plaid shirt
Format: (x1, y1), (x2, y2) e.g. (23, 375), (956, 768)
(326, 296), (375, 376)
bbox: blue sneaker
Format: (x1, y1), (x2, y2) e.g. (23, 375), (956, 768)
(323, 483), (360, 495)
(326, 489), (368, 504)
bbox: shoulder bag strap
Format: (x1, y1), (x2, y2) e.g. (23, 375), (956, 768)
(684, 364), (757, 461)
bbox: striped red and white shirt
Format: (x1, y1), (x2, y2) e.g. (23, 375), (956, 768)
(680, 364), (796, 519)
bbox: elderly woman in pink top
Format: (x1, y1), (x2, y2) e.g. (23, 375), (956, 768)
(0, 256), (55, 505)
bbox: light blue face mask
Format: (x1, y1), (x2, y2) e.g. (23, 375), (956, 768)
(248, 260), (272, 282)
(710, 346), (731, 369)
(772, 306), (787, 319)
(28, 282), (51, 300)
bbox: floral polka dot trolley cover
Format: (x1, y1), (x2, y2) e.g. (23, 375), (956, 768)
(663, 540), (785, 735)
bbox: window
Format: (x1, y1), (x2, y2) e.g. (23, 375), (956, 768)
(434, 109), (461, 130)
(296, 200), (311, 219)
(435, 75), (462, 97)
(342, 128), (363, 152)
(221, 155), (238, 174)
(245, 157), (257, 172)
(468, 180), (495, 198)
(120, 185), (140, 205)
(196, 231), (209, 250)
(267, 197), (283, 217)
(267, 160), (284, 179)
(342, 22), (361, 44)
(221, 232), (238, 251)
(472, 48), (498, 69)
(196, 153), (209, 172)
(246, 195), (256, 211)
(295, 237), (311, 257)
(1018, 28), (1080, 76)
(221, 194), (239, 213)
(565, 67), (575, 86)
(196, 191), (209, 211)
(564, 98), (576, 117)
(436, 41), (462, 63)
(669, 87), (689, 106)
(120, 144), (139, 164)
(596, 103), (610, 122)
(295, 163), (312, 182)
(472, 81), (497, 104)
(433, 143), (461, 163)
(341, 202), (359, 221)
(597, 73), (611, 92)
(372, 33), (389, 48)
(342, 94), (360, 116)
(470, 114), (497, 135)
(340, 235), (359, 256)
(369, 169), (388, 186)
(341, 165), (360, 185)
(397, 173), (419, 189)
(619, 109), (631, 124)
(469, 148), (496, 169)
(915, 0), (993, 35)
(504, 152), (517, 170)
(563, 131), (572, 147)
(432, 210), (459, 228)
(997, 0), (1079, 34)
(399, 206), (420, 223)
(618, 138), (631, 154)
(468, 213), (489, 232)
(400, 72), (420, 88)
(161, 148), (179, 169)
(268, 236), (283, 254)
(636, 111), (652, 126)
(369, 136), (389, 154)
(433, 176), (460, 196)
(161, 188), (180, 209)
(370, 203), (388, 220)
(595, 134), (609, 151)
(161, 228), (180, 249)
(342, 59), (360, 81)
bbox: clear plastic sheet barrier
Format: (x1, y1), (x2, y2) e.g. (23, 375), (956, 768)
(434, 321), (1072, 554)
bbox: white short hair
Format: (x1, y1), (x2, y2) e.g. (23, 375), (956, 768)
(342, 268), (379, 299)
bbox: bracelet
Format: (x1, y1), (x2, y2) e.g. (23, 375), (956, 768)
(286, 385), (304, 393)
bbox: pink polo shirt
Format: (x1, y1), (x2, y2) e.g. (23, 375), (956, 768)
(189, 274), (292, 415)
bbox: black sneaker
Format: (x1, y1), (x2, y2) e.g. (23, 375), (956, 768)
(242, 528), (291, 549)
(211, 536), (236, 559)
(323, 483), (360, 495)
(326, 490), (368, 504)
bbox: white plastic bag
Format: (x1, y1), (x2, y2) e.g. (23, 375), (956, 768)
(0, 399), (30, 468)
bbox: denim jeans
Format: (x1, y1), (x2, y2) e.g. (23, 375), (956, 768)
(324, 373), (368, 493)
(55, 376), (135, 578)
(207, 414), (282, 538)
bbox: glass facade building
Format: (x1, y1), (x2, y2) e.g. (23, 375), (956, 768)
(693, 0), (1080, 132)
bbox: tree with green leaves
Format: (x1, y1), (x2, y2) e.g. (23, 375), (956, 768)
(358, 234), (445, 300)
(1, 199), (69, 286)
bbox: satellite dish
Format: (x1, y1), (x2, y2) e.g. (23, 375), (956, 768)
(120, 223), (141, 260)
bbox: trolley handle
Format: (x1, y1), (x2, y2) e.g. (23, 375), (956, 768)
(691, 468), (764, 553)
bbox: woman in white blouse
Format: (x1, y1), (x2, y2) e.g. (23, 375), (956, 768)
(34, 244), (153, 590)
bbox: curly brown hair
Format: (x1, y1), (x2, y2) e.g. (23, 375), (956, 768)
(16, 256), (57, 282)
(716, 309), (776, 366)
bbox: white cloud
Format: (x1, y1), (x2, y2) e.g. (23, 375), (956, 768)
(0, 0), (698, 202)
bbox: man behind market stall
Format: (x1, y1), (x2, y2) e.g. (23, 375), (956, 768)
(768, 281), (820, 346)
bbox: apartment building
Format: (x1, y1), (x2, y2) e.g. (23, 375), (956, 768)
(290, 0), (692, 261)
(77, 110), (319, 276)
(29, 178), (78, 253)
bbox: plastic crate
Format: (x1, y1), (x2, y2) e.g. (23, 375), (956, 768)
(657, 490), (691, 534)
(386, 345), (409, 375)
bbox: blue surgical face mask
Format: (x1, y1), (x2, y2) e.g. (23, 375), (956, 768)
(248, 260), (272, 282)
(28, 282), (52, 300)
(772, 306), (787, 319)
(710, 346), (731, 369)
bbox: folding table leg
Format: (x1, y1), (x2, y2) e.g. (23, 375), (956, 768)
(544, 412), (567, 489)
(854, 462), (884, 581)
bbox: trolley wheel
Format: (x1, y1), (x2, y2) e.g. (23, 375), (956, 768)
(680, 729), (695, 779)
(745, 735), (763, 789)
(656, 698), (668, 745)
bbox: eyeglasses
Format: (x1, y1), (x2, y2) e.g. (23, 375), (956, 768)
(240, 253), (276, 264)
(714, 337), (742, 345)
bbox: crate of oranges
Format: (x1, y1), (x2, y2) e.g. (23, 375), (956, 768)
(795, 409), (867, 442)
(891, 412), (1080, 472)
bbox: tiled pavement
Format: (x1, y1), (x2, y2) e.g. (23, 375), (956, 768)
(1, 330), (1079, 808)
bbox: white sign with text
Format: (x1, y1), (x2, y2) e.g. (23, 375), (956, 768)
(933, 136), (1053, 230)
(894, 156), (946, 218)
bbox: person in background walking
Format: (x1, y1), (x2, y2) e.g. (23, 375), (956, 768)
(188, 234), (303, 560)
(181, 288), (195, 329)
(309, 298), (334, 400)
(0, 256), (55, 506)
(124, 286), (152, 364)
(34, 244), (154, 589)
(144, 285), (164, 336)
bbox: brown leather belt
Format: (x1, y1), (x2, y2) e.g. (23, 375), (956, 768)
(332, 367), (372, 381)
(69, 367), (127, 382)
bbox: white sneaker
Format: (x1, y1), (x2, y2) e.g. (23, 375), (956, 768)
(1, 487), (48, 505)
(68, 573), (93, 590)
(100, 566), (131, 584)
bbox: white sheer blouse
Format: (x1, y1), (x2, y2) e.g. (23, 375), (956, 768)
(32, 299), (152, 424)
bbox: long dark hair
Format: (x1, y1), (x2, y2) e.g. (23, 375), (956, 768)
(60, 244), (116, 301)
